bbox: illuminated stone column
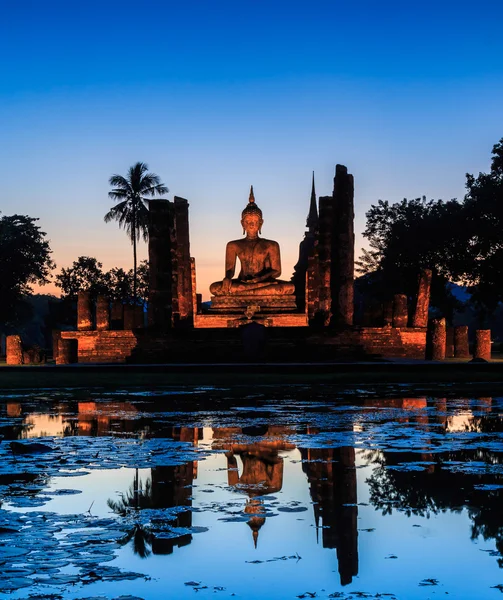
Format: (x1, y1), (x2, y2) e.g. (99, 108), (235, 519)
(474, 330), (491, 360)
(6, 335), (23, 365)
(95, 296), (110, 331)
(454, 325), (470, 358)
(318, 196), (333, 325)
(412, 268), (432, 328)
(330, 165), (354, 328)
(392, 294), (408, 327)
(431, 318), (446, 360)
(174, 196), (193, 325)
(77, 291), (93, 330)
(57, 339), (78, 364)
(445, 327), (454, 358)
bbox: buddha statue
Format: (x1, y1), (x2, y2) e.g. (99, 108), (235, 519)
(210, 187), (296, 309)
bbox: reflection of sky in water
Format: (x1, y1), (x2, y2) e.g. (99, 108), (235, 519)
(1, 392), (503, 599)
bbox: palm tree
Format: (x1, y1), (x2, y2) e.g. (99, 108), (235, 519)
(104, 162), (168, 302)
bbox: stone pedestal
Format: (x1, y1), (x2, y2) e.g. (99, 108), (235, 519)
(474, 330), (491, 360)
(96, 296), (110, 331)
(454, 326), (470, 358)
(392, 294), (408, 327)
(57, 339), (78, 364)
(6, 335), (23, 365)
(210, 294), (297, 314)
(431, 318), (446, 360)
(412, 269), (432, 328)
(77, 291), (92, 331)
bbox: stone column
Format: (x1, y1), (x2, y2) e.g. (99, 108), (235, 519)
(52, 330), (61, 361)
(306, 242), (320, 322)
(148, 200), (176, 331)
(6, 335), (23, 365)
(57, 339), (78, 364)
(134, 306), (145, 329)
(190, 258), (198, 317)
(383, 300), (394, 327)
(412, 269), (432, 328)
(174, 197), (193, 325)
(123, 305), (135, 330)
(330, 165), (354, 328)
(317, 196), (333, 325)
(392, 294), (408, 327)
(474, 330), (491, 360)
(454, 325), (470, 358)
(96, 296), (110, 331)
(77, 291), (93, 331)
(430, 318), (446, 360)
(110, 301), (124, 330)
(445, 327), (454, 358)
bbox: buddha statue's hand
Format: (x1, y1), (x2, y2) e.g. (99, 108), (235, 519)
(222, 277), (233, 293)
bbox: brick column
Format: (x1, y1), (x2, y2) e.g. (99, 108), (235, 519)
(330, 165), (354, 328)
(96, 296), (110, 331)
(174, 197), (193, 325)
(110, 301), (124, 330)
(474, 330), (491, 360)
(57, 339), (78, 364)
(454, 326), (470, 358)
(317, 196), (333, 325)
(77, 291), (93, 331)
(307, 242), (320, 322)
(392, 294), (408, 327)
(148, 200), (176, 331)
(412, 269), (432, 327)
(124, 305), (135, 330)
(431, 318), (446, 360)
(445, 327), (454, 358)
(6, 335), (23, 365)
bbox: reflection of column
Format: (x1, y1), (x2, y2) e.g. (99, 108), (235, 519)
(301, 446), (358, 586)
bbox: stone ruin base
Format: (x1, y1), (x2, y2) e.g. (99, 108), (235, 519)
(209, 294), (298, 313)
(58, 326), (427, 364)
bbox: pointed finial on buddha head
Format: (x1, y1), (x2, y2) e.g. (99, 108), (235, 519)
(241, 185), (263, 234)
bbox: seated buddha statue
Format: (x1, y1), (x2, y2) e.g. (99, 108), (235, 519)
(210, 187), (295, 304)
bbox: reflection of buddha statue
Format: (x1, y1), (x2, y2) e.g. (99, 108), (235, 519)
(210, 187), (295, 303)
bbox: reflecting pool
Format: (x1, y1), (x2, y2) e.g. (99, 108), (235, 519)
(1, 386), (503, 599)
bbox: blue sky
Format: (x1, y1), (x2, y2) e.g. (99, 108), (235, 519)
(1, 0), (502, 298)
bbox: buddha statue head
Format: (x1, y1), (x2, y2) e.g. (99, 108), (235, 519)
(241, 186), (263, 236)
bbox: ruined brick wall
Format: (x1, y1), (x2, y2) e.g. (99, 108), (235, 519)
(60, 331), (139, 363)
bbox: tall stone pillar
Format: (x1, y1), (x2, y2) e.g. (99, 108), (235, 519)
(110, 301), (124, 330)
(306, 243), (320, 321)
(6, 335), (23, 365)
(95, 296), (110, 331)
(412, 269), (432, 328)
(430, 318), (446, 360)
(317, 196), (333, 325)
(330, 165), (354, 328)
(77, 291), (92, 331)
(174, 197), (193, 325)
(57, 339), (78, 364)
(148, 200), (176, 331)
(392, 294), (408, 327)
(474, 330), (491, 360)
(454, 326), (470, 358)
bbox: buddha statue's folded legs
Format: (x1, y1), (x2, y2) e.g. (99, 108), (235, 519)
(210, 278), (295, 296)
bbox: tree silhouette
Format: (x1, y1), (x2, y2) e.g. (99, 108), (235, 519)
(0, 214), (54, 333)
(104, 162), (167, 303)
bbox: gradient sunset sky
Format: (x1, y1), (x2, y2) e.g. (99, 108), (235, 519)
(2, 0), (502, 299)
